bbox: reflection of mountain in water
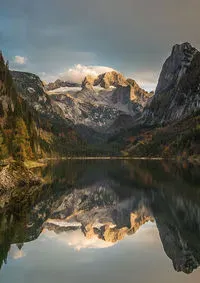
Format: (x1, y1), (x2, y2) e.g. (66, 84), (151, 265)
(44, 186), (153, 243)
(0, 160), (200, 274)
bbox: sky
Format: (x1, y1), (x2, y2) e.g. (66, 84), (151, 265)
(1, 0), (200, 91)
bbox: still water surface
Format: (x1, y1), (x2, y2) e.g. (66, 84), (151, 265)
(0, 160), (200, 283)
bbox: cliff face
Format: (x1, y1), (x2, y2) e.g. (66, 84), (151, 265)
(143, 42), (200, 124)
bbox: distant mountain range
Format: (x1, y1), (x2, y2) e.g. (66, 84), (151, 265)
(46, 71), (153, 138)
(0, 42), (199, 159)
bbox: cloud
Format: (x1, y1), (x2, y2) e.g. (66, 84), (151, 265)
(13, 55), (27, 65)
(57, 64), (115, 83)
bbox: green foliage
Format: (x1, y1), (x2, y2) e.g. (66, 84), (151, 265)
(12, 118), (33, 161)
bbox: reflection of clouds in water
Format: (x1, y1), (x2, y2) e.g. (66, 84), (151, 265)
(125, 222), (160, 245)
(43, 229), (115, 251)
(8, 246), (26, 260)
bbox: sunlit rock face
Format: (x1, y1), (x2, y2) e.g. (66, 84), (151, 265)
(82, 71), (128, 89)
(143, 42), (200, 124)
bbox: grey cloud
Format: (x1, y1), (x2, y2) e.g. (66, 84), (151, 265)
(1, 0), (200, 89)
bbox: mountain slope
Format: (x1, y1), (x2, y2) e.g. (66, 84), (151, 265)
(11, 70), (85, 157)
(118, 111), (200, 158)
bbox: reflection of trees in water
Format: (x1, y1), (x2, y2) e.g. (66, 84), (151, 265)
(0, 160), (199, 273)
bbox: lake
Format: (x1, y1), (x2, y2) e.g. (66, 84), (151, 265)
(0, 159), (200, 283)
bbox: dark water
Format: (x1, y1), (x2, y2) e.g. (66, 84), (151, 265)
(0, 160), (200, 283)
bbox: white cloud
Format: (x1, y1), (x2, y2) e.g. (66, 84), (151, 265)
(57, 64), (115, 83)
(13, 55), (27, 65)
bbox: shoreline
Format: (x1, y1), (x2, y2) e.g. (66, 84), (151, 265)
(38, 156), (166, 162)
(57, 156), (165, 160)
(38, 155), (200, 164)
(1, 155), (199, 170)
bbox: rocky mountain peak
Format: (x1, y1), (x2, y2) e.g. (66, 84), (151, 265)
(155, 42), (198, 95)
(82, 71), (127, 89)
(94, 71), (127, 88)
(81, 75), (96, 89)
(171, 42), (195, 56)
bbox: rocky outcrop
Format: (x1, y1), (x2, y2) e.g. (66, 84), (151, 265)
(143, 42), (200, 124)
(0, 162), (41, 191)
(127, 78), (153, 107)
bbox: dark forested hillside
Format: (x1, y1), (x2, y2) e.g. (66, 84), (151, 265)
(108, 111), (200, 158)
(0, 52), (35, 160)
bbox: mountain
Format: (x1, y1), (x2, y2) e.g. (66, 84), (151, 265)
(143, 42), (200, 124)
(48, 71), (152, 137)
(111, 43), (200, 158)
(45, 79), (80, 91)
